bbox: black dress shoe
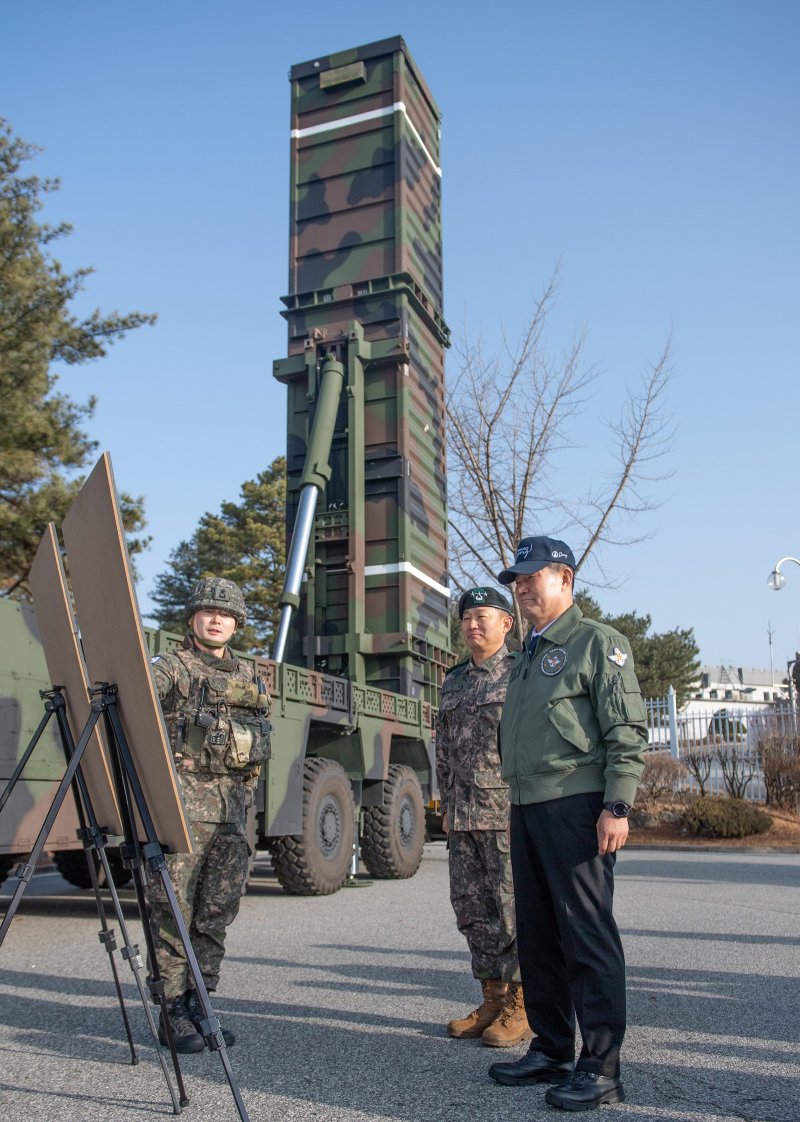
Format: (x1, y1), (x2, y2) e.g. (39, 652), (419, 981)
(545, 1070), (625, 1110)
(488, 1048), (574, 1086)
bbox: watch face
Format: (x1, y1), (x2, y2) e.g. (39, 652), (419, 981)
(612, 802), (630, 817)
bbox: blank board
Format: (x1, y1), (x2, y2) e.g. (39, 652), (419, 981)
(29, 524), (123, 837)
(61, 454), (192, 853)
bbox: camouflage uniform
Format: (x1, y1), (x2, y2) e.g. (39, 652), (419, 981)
(147, 636), (271, 998)
(435, 644), (519, 982)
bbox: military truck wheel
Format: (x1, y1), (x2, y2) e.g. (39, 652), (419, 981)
(53, 848), (133, 889)
(270, 758), (355, 895)
(360, 764), (425, 879)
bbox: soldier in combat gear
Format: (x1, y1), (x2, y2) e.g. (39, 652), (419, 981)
(147, 577), (271, 1053)
(436, 587), (531, 1048)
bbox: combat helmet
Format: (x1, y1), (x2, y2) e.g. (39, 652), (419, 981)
(185, 577), (246, 627)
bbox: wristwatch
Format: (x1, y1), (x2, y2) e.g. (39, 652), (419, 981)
(603, 800), (631, 818)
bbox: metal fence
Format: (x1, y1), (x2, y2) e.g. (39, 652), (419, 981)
(645, 689), (798, 801)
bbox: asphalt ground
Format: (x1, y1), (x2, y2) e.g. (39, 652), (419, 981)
(0, 843), (798, 1122)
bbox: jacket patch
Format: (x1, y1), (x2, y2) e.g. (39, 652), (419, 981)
(541, 648), (567, 676)
(608, 647), (628, 667)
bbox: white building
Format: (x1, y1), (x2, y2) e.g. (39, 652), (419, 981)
(688, 665), (788, 711)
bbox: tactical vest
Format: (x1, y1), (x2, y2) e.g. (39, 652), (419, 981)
(158, 643), (272, 775)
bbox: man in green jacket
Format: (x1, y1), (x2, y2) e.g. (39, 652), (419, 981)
(487, 537), (647, 1111)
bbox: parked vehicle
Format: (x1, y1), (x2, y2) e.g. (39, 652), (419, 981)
(0, 37), (449, 895)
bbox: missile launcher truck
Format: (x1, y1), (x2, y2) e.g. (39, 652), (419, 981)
(0, 36), (451, 896)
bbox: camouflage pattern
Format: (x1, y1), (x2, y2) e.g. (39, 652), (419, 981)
(1, 42), (446, 896)
(146, 816), (249, 998)
(150, 637), (271, 777)
(146, 636), (267, 996)
(184, 577), (246, 626)
(435, 646), (516, 831)
(435, 644), (519, 982)
(274, 37), (451, 707)
(447, 830), (520, 983)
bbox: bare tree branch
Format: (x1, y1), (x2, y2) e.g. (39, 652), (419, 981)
(446, 271), (674, 604)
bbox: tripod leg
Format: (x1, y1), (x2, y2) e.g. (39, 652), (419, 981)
(95, 697), (189, 1107)
(0, 706), (102, 947)
(47, 694), (138, 1066)
(54, 694), (185, 1112)
(0, 701), (56, 815)
(76, 828), (138, 1065)
(147, 849), (250, 1122)
(124, 855), (189, 1111)
(102, 690), (250, 1122)
(91, 836), (189, 1115)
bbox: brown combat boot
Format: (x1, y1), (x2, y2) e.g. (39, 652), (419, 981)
(480, 981), (533, 1047)
(447, 979), (508, 1038)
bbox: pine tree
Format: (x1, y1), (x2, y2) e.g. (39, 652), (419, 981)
(0, 118), (156, 595)
(150, 457), (286, 654)
(576, 591), (699, 702)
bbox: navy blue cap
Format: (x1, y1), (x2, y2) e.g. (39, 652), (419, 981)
(497, 537), (576, 585)
(458, 587), (514, 619)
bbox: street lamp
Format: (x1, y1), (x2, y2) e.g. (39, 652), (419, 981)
(768, 556), (800, 591)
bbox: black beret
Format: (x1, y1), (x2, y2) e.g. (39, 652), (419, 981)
(458, 587), (514, 619)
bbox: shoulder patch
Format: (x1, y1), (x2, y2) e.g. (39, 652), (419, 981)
(607, 646), (628, 667)
(541, 648), (568, 675)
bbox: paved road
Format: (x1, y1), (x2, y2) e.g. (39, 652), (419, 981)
(0, 844), (798, 1122)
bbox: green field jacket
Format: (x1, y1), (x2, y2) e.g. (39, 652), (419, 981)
(499, 604), (647, 807)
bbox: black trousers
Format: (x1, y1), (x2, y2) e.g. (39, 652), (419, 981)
(510, 791), (626, 1076)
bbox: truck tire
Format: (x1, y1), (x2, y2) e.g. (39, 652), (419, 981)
(360, 764), (425, 879)
(270, 758), (355, 895)
(53, 848), (133, 889)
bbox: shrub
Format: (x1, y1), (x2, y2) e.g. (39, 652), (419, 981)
(637, 752), (687, 811)
(681, 746), (714, 797)
(759, 732), (800, 811)
(715, 744), (759, 799)
(682, 797), (772, 839)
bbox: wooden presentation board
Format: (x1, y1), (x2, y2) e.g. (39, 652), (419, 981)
(29, 524), (123, 837)
(60, 454), (192, 854)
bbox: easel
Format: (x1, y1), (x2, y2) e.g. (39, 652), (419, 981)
(0, 683), (186, 1114)
(0, 458), (252, 1120)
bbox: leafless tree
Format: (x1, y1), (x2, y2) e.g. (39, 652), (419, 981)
(637, 751), (687, 811)
(715, 744), (760, 800)
(681, 746), (715, 797)
(446, 269), (674, 634)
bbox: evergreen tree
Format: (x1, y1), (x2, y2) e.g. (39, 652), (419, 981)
(575, 590), (699, 703)
(151, 457), (286, 654)
(0, 118), (155, 595)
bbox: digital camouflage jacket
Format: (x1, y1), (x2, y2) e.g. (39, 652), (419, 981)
(435, 644), (516, 831)
(149, 637), (271, 824)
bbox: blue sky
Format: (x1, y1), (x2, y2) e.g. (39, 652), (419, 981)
(3, 1), (798, 674)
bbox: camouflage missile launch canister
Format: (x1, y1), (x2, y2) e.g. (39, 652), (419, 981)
(273, 36), (450, 704)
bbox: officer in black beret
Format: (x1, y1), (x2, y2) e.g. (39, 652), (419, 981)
(435, 587), (531, 1047)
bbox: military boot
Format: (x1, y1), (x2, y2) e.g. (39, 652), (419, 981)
(185, 989), (236, 1048)
(447, 979), (508, 1039)
(480, 982), (533, 1047)
(157, 994), (205, 1054)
